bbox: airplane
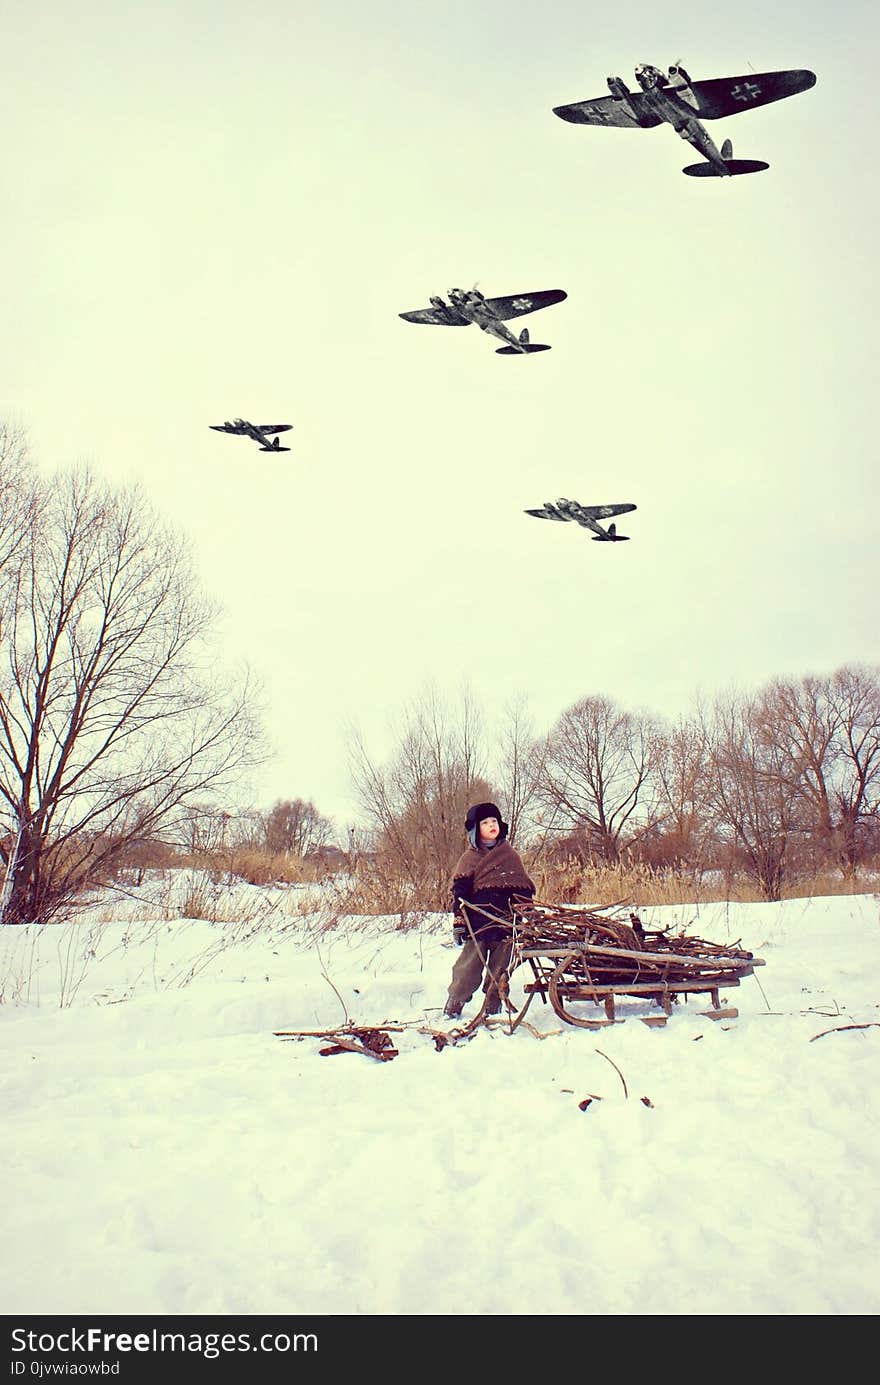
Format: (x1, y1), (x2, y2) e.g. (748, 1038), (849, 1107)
(399, 286), (567, 354)
(209, 419), (293, 451)
(524, 497), (637, 542)
(552, 62), (816, 177)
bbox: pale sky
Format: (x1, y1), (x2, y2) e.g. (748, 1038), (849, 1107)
(2, 0), (876, 830)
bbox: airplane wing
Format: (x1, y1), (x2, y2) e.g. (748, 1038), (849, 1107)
(575, 503), (637, 520)
(255, 424), (292, 434)
(524, 506), (569, 522)
(552, 94), (661, 128)
(689, 69), (816, 120)
(485, 290), (567, 321)
(399, 306), (469, 326)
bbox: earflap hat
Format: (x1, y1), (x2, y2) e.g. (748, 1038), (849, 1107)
(465, 801), (509, 847)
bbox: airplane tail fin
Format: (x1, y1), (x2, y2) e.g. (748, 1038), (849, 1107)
(592, 523), (630, 542)
(683, 157), (769, 177)
(496, 325), (552, 355)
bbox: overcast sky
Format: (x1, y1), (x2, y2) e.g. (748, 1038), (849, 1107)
(2, 0), (876, 829)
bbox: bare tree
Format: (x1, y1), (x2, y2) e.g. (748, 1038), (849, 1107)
(707, 691), (805, 900)
(537, 695), (662, 862)
(0, 424), (39, 588)
(0, 466), (263, 924)
(649, 712), (717, 874)
(349, 685), (493, 906)
(828, 665), (880, 871)
(179, 803), (235, 858)
(493, 694), (546, 846)
(261, 797), (332, 857)
(758, 666), (880, 874)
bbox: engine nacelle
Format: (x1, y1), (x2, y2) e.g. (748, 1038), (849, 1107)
(607, 75), (632, 101)
(609, 73), (649, 123)
(667, 63), (698, 109)
(429, 295), (446, 310)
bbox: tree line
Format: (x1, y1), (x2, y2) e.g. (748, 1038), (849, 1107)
(2, 424), (877, 921)
(348, 671), (880, 905)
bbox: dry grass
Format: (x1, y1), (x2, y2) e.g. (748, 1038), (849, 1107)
(177, 845), (331, 887)
(781, 868), (880, 900)
(527, 858), (879, 908)
(331, 866), (418, 917)
(318, 854), (879, 914)
(41, 854), (880, 937)
(81, 869), (299, 928)
(526, 858), (705, 908)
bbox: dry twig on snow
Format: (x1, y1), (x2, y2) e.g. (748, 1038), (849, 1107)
(274, 1023), (401, 1061)
(809, 1022), (880, 1043)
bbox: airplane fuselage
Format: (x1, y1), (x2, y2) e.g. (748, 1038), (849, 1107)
(628, 65), (729, 173)
(447, 288), (527, 352)
(563, 504), (611, 539)
(246, 424), (273, 447)
(553, 497), (631, 540)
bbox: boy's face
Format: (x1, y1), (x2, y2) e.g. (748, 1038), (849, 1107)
(478, 817), (500, 843)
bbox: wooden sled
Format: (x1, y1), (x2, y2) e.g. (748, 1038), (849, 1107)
(500, 901), (763, 1031)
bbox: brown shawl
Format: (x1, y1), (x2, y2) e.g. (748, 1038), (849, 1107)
(451, 840), (535, 897)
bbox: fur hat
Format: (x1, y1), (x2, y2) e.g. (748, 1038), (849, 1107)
(465, 801), (509, 847)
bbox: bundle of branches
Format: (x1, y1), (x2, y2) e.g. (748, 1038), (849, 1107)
(513, 900), (753, 960)
(501, 898), (757, 988)
(512, 901), (647, 953)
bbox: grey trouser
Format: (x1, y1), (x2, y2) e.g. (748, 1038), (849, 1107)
(447, 937), (513, 1008)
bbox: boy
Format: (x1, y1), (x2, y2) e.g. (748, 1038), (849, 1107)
(444, 801), (535, 1018)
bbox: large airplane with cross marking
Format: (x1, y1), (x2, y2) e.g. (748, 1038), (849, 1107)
(552, 62), (816, 177)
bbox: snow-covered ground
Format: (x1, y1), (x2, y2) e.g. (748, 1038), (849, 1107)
(2, 886), (878, 1316)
